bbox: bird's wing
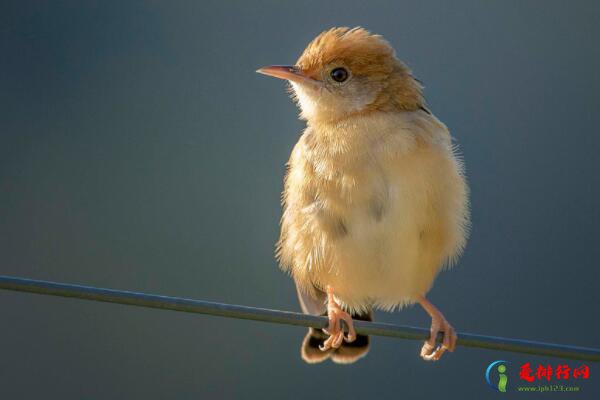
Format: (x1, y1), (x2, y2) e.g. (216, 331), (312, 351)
(295, 280), (326, 315)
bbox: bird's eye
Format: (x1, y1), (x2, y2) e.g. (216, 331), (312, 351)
(330, 67), (348, 83)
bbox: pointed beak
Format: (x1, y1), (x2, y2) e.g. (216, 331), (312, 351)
(256, 65), (320, 87)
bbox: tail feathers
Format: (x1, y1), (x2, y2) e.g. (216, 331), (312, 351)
(330, 330), (370, 364)
(301, 327), (335, 364)
(300, 311), (372, 365)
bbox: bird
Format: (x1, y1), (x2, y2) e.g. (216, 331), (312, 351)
(257, 27), (470, 364)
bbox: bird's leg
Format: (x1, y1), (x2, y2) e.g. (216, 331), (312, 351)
(319, 286), (357, 351)
(417, 295), (457, 361)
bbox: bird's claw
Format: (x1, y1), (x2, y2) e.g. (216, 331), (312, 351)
(319, 299), (356, 351)
(420, 316), (456, 361)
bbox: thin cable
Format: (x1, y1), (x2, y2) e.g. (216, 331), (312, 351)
(0, 275), (598, 362)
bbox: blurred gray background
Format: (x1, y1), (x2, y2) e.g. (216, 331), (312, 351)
(1, 1), (599, 399)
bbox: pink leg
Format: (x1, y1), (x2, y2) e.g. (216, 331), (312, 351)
(319, 286), (357, 351)
(417, 295), (457, 361)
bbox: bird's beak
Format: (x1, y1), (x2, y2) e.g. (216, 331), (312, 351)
(256, 65), (321, 87)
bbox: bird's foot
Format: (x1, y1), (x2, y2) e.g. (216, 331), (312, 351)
(319, 286), (356, 351)
(418, 296), (457, 361)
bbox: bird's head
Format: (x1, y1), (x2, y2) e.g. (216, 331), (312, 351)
(258, 27), (424, 123)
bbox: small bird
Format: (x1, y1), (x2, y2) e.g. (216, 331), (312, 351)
(258, 27), (469, 363)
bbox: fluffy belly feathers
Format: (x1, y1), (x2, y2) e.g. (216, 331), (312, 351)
(277, 112), (469, 313)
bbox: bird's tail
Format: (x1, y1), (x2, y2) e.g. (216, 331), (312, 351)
(301, 311), (372, 364)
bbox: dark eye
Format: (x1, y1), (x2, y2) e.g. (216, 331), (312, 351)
(330, 67), (348, 83)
